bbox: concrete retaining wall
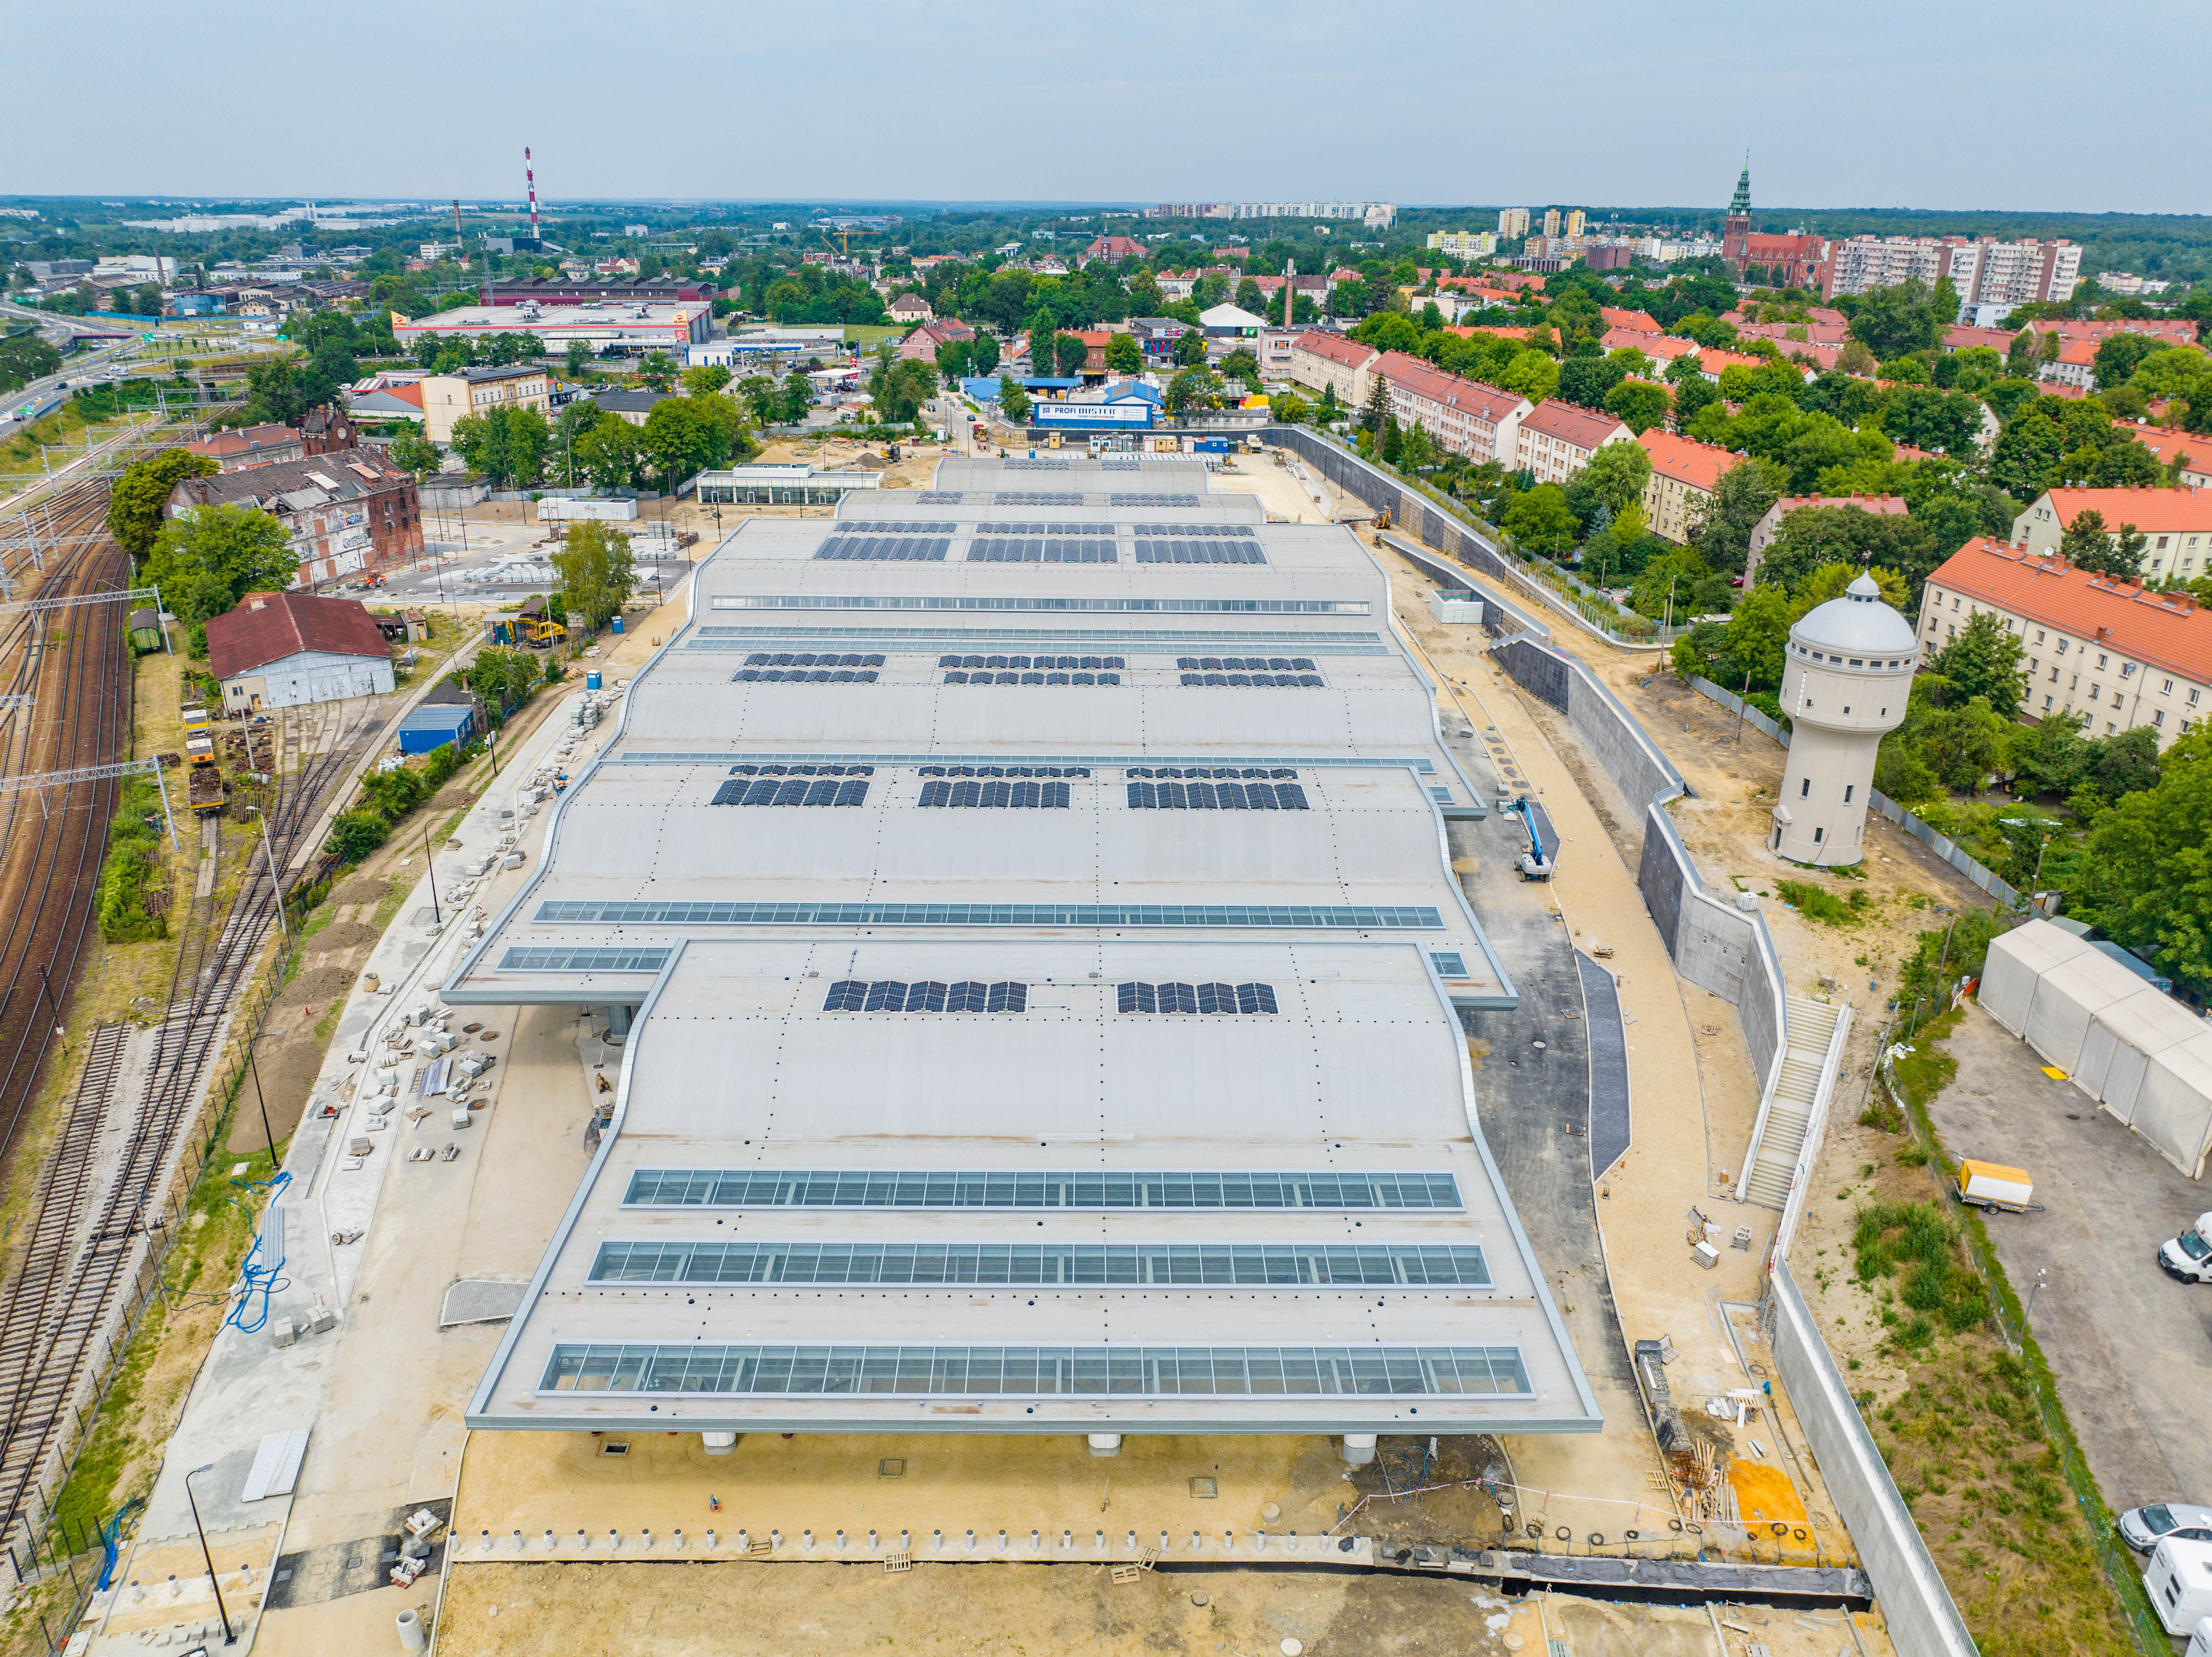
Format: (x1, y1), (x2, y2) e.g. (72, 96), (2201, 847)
(1769, 1263), (1976, 1657)
(1386, 535), (1551, 640)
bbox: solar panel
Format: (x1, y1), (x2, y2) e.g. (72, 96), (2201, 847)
(1125, 781), (1308, 811)
(945, 672), (1120, 685)
(919, 779), (1072, 808)
(745, 652), (889, 667)
(710, 778), (871, 807)
(623, 1168), (1466, 1210)
(1131, 524), (1255, 537)
(822, 980), (1028, 1012)
(829, 520), (949, 533)
(1115, 981), (1275, 1014)
(917, 765), (1090, 778)
(933, 656), (1124, 671)
(1003, 457), (1073, 470)
(813, 536), (952, 561)
(542, 900), (1441, 928)
(734, 669), (880, 683)
(967, 538), (1120, 564)
(589, 1239), (1488, 1288)
(1176, 657), (1317, 671)
(916, 491), (963, 504)
(973, 522), (1115, 535)
(728, 764), (875, 776)
(1133, 540), (1266, 565)
(992, 491), (1084, 506)
(1178, 673), (1324, 688)
(1126, 766), (1296, 779)
(1110, 493), (1200, 506)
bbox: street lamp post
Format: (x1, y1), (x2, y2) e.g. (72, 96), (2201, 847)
(184, 1464), (238, 1645)
(244, 1035), (279, 1166)
(244, 805), (287, 943)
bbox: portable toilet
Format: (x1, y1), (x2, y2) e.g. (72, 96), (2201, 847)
(611, 615), (624, 635)
(585, 670), (602, 691)
(2148, 1537), (2212, 1634)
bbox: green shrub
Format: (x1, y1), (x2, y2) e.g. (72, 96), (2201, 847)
(1854, 1201), (1989, 1333)
(1776, 878), (1853, 924)
(96, 774), (167, 942)
(324, 811), (390, 862)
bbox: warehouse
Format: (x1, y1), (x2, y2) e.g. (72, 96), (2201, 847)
(445, 454), (1594, 1452)
(391, 300), (711, 354)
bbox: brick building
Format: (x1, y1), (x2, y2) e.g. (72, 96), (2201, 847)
(166, 447), (424, 589)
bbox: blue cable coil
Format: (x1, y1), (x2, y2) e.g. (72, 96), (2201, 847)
(227, 1170), (292, 1335)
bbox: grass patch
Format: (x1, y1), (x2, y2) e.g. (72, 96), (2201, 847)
(1775, 878), (1869, 926)
(1854, 1201), (1991, 1340)
(1892, 1004), (1965, 1111)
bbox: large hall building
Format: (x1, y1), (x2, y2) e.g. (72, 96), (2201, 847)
(442, 455), (1597, 1458)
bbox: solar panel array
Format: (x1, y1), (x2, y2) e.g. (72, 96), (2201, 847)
(1118, 981), (1278, 1015)
(975, 522), (1115, 536)
(1177, 656), (1316, 671)
(1183, 672), (1322, 687)
(822, 979), (1028, 1012)
(1111, 493), (1201, 506)
(827, 521), (946, 533)
(1003, 457), (1072, 470)
(969, 538), (1118, 564)
(735, 669), (881, 683)
(814, 536), (952, 561)
(711, 777), (871, 807)
(622, 1168), (1465, 1210)
(917, 765), (1091, 778)
(992, 491), (1083, 506)
(1127, 766), (1296, 779)
(589, 1239), (1489, 1287)
(937, 655), (1125, 670)
(1136, 539), (1266, 565)
(945, 671), (1120, 686)
(915, 491), (962, 504)
(745, 652), (887, 667)
(1126, 780), (1308, 811)
(729, 763), (875, 776)
(1131, 524), (1255, 538)
(542, 1343), (1534, 1397)
(920, 778), (1072, 808)
(541, 900), (1440, 927)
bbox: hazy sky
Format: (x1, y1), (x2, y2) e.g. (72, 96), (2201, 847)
(13, 0), (2206, 215)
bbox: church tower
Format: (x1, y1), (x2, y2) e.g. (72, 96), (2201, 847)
(1722, 156), (1753, 267)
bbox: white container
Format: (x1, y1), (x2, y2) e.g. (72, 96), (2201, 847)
(452, 1108), (473, 1129)
(1692, 1241), (1720, 1270)
(2150, 1537), (2212, 1633)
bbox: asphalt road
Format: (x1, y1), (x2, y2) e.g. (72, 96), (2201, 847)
(1927, 1003), (2212, 1523)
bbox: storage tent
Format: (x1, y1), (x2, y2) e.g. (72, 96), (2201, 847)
(1981, 918), (2212, 1178)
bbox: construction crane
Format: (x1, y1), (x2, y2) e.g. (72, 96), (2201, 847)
(818, 225), (877, 263)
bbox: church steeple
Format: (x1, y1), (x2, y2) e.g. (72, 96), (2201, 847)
(1729, 164), (1751, 217)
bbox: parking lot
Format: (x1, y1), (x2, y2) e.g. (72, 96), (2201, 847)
(1927, 1004), (2212, 1527)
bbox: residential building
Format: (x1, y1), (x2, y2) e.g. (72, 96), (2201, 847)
(1921, 538), (2212, 746)
(1818, 234), (2082, 308)
(182, 424), (307, 472)
(1425, 231), (1498, 258)
(206, 591), (395, 713)
(392, 302), (711, 357)
(1746, 494), (1908, 579)
(1497, 208), (1530, 239)
(419, 364), (553, 446)
(1541, 209), (1561, 239)
(1284, 331), (1379, 408)
(1638, 431), (1740, 544)
(1565, 210), (1587, 239)
(345, 381), (427, 424)
(438, 453), (1595, 1462)
(2040, 338), (2098, 391)
(2012, 486), (2212, 582)
(1373, 352), (1531, 467)
(1078, 235), (1148, 266)
(166, 448), (424, 588)
(1142, 201), (1394, 225)
(1600, 328), (1699, 368)
(2117, 424), (2212, 490)
(1258, 328), (1301, 377)
(897, 317), (977, 365)
(886, 293), (933, 324)
(1600, 307), (1659, 333)
(1073, 330), (1113, 373)
(1515, 400), (1633, 486)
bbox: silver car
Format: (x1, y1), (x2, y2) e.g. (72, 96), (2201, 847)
(2119, 1503), (2212, 1552)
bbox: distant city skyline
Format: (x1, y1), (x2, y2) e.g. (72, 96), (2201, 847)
(10, 0), (2205, 216)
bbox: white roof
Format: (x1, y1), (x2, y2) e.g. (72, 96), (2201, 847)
(1201, 303), (1269, 329)
(1790, 575), (1920, 654)
(453, 462), (1590, 1439)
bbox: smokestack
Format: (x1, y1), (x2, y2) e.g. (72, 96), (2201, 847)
(525, 147), (540, 242)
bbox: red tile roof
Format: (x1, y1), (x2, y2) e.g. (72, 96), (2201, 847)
(1291, 331), (1379, 370)
(1929, 538), (2212, 683)
(1445, 324), (1531, 341)
(205, 591), (392, 680)
(1639, 430), (1739, 494)
(1375, 352), (1528, 423)
(2039, 485), (2212, 534)
(1700, 347), (1780, 376)
(1943, 325), (2020, 354)
(1521, 400), (1631, 452)
(1601, 307), (1660, 333)
(1601, 327), (1697, 358)
(2118, 424), (2210, 476)
(184, 423), (300, 460)
(1776, 493), (1908, 516)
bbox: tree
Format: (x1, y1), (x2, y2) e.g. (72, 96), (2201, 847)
(0, 333), (62, 394)
(107, 448), (217, 561)
(565, 338), (593, 377)
(450, 406), (551, 488)
(968, 332), (1001, 376)
(241, 356), (330, 427)
(387, 434), (443, 481)
(1882, 387), (1982, 456)
(1928, 611), (2027, 719)
(736, 374), (779, 424)
(142, 505), (297, 641)
(1578, 440), (1652, 517)
(999, 378), (1031, 421)
(1557, 356), (1627, 411)
(1104, 333), (1142, 375)
(1359, 374), (1392, 437)
(574, 413), (643, 488)
(873, 358), (938, 424)
(1271, 391), (1311, 424)
(2059, 508), (2148, 578)
(682, 364), (732, 397)
(1165, 368), (1223, 415)
(641, 395), (743, 485)
(637, 350), (678, 391)
(1501, 484), (1577, 558)
(551, 519), (635, 634)
(1220, 346), (1260, 390)
(777, 373), (813, 424)
(1989, 411), (2066, 501)
(2093, 334), (2164, 391)
(1688, 456), (1787, 577)
(2006, 709), (2092, 798)
(1603, 379), (1670, 435)
(1171, 330), (1207, 368)
(2073, 725), (2212, 993)
(1846, 279), (1942, 360)
(1052, 333), (1090, 378)
(1629, 546), (1715, 622)
(1835, 339), (1878, 377)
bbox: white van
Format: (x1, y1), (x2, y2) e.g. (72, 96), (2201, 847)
(2148, 1536), (2212, 1633)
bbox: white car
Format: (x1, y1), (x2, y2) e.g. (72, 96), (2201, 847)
(2120, 1504), (2212, 1552)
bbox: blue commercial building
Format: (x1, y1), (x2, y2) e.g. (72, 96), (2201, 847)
(397, 702), (477, 755)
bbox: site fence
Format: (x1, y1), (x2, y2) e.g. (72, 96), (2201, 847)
(1686, 677), (2026, 909)
(1876, 1042), (2168, 1657)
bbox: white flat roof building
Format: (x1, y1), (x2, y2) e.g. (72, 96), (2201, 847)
(451, 453), (1596, 1445)
(392, 301), (711, 351)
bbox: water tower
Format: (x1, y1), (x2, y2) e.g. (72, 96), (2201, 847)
(1771, 574), (1918, 867)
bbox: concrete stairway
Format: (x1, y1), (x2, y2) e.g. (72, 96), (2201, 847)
(1742, 997), (1843, 1210)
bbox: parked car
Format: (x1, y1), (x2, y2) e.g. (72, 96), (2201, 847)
(2159, 1214), (2212, 1283)
(2120, 1503), (2212, 1553)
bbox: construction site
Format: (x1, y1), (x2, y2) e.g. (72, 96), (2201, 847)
(0, 429), (2010, 1657)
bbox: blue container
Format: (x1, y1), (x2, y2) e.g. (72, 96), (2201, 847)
(611, 616), (625, 635)
(397, 703), (475, 755)
(585, 670), (602, 690)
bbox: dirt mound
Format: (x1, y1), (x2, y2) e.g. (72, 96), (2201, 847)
(331, 876), (391, 905)
(310, 921), (383, 953)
